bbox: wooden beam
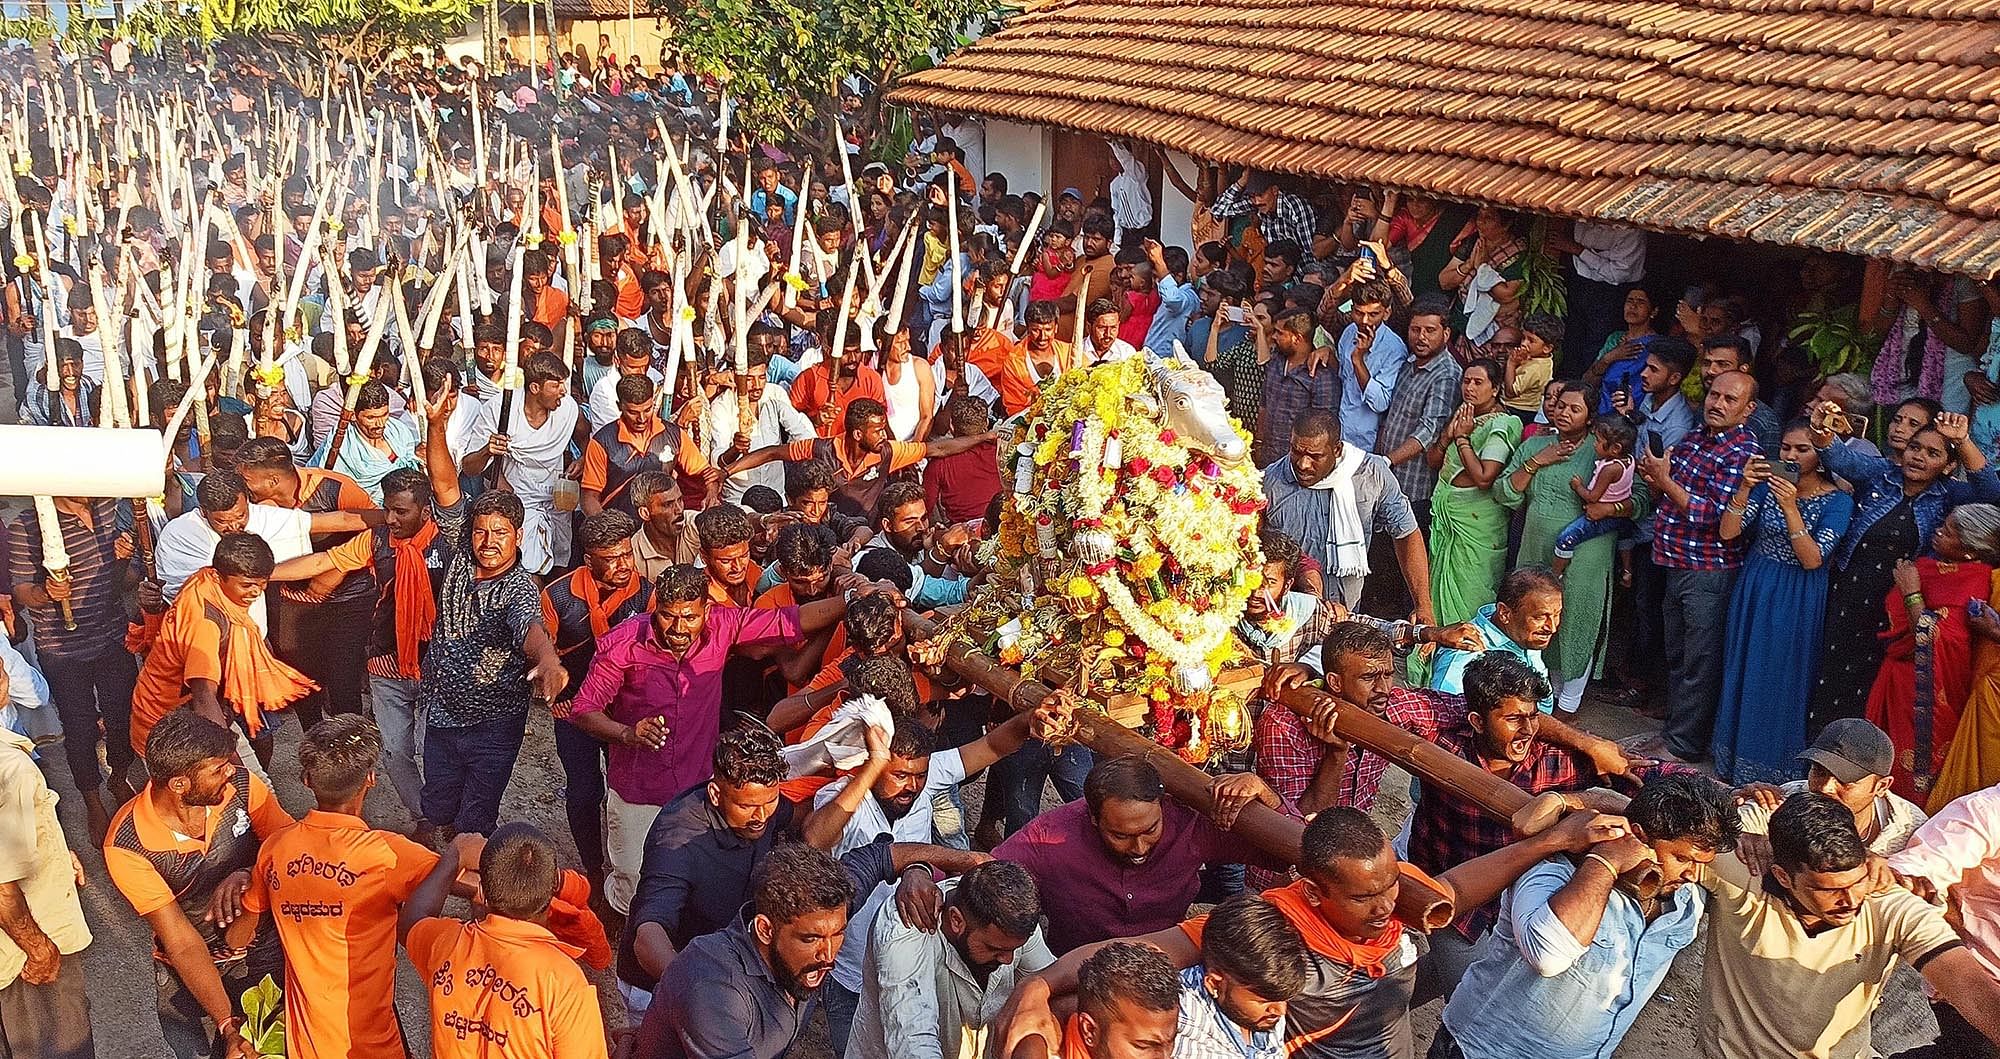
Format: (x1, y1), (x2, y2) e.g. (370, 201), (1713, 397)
(902, 611), (1455, 930)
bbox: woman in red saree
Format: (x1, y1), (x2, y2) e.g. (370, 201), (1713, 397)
(1865, 504), (2000, 801)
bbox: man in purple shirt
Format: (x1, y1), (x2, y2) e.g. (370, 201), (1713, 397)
(568, 562), (868, 916)
(993, 754), (1289, 954)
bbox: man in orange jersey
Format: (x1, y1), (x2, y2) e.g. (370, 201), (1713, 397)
(402, 823), (609, 1059)
(104, 710), (294, 1059)
(226, 716), (443, 1059)
(234, 435), (379, 731)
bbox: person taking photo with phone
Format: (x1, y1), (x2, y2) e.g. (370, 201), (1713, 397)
(1711, 420), (1854, 783)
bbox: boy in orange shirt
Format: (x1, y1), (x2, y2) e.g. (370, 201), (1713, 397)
(402, 823), (610, 1059)
(225, 716), (442, 1059)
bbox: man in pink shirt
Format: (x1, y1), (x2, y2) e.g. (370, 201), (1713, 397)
(1891, 784), (2000, 1057)
(565, 563), (869, 916)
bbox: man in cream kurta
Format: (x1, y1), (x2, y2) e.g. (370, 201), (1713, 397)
(469, 389), (579, 574)
(845, 865), (1055, 1059)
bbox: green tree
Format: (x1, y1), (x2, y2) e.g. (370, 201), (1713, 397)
(107, 0), (472, 68)
(666, 0), (1012, 159)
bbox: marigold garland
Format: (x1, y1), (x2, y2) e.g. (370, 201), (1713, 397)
(963, 356), (1266, 761)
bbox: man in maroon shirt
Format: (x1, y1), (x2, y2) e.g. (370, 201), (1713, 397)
(993, 754), (1290, 954)
(923, 396), (1004, 524)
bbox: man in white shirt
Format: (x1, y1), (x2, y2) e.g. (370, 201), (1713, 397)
(153, 469), (374, 632)
(845, 861), (1055, 1059)
(704, 345), (818, 504)
(805, 686), (1040, 1054)
(457, 352), (582, 574)
(1555, 222), (1646, 373)
(588, 334), (664, 430)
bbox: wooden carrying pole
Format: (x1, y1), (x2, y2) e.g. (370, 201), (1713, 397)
(1270, 686), (1663, 899)
(900, 611), (1455, 932)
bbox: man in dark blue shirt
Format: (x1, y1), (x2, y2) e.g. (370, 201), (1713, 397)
(619, 726), (984, 1008)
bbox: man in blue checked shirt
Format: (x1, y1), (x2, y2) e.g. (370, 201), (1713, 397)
(1430, 775), (1738, 1059)
(1637, 370), (1760, 763)
(1172, 894), (1308, 1059)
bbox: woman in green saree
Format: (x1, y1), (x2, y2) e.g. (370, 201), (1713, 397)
(1427, 359), (1520, 625)
(1496, 382), (1651, 712)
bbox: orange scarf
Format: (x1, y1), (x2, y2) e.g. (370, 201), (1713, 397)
(389, 522), (440, 679)
(176, 569), (318, 737)
(1264, 879), (1405, 978)
(546, 869), (612, 970)
(567, 566), (642, 639)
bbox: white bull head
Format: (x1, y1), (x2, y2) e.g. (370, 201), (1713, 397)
(1138, 349), (1246, 465)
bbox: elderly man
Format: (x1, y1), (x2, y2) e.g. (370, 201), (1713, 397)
(1263, 410), (1433, 621)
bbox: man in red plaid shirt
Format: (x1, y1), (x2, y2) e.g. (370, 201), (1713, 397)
(1253, 624), (1651, 892)
(1637, 369), (1761, 763)
(1402, 653), (1695, 1005)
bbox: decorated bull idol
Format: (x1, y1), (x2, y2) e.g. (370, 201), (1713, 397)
(965, 350), (1266, 761)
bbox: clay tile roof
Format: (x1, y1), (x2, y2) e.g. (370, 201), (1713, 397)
(891, 0), (2000, 276)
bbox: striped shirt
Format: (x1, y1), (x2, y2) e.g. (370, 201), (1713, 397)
(7, 499), (130, 660)
(1175, 964), (1287, 1059)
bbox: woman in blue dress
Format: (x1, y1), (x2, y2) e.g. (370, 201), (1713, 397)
(1711, 420), (1855, 783)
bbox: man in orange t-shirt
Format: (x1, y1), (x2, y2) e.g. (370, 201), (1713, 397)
(228, 716), (440, 1059)
(755, 522), (847, 690)
(998, 301), (1082, 416)
(402, 823), (609, 1059)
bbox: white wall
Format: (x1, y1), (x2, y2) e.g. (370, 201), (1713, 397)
(984, 120), (1050, 204)
(1157, 149), (1198, 250)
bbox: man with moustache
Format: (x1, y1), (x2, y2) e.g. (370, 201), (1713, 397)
(566, 563), (864, 917)
(1637, 368), (1761, 762)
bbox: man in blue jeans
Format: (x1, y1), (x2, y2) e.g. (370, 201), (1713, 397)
(414, 386), (568, 837)
(1636, 370), (1759, 762)
(991, 740), (1094, 836)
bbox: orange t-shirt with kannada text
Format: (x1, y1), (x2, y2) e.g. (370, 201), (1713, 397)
(241, 810), (439, 1059)
(404, 914), (610, 1059)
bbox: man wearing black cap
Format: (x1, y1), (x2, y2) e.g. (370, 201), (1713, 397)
(1734, 718), (1928, 875)
(1210, 170), (1318, 251)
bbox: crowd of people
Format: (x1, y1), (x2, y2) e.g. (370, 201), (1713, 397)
(2, 31), (2000, 1059)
